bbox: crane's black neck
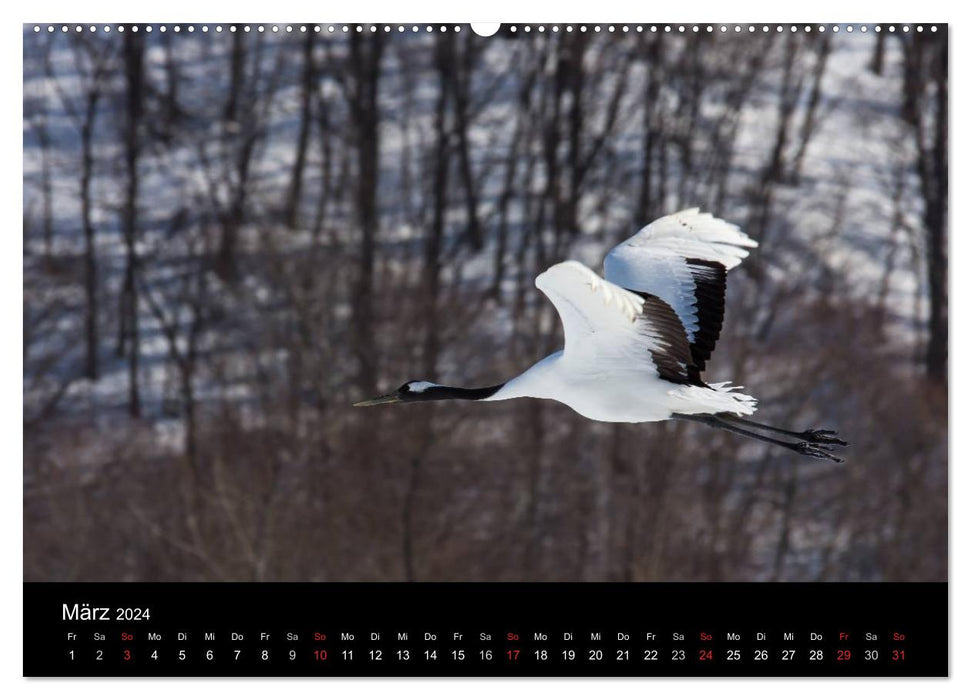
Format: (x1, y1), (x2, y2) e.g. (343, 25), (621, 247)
(406, 383), (505, 402)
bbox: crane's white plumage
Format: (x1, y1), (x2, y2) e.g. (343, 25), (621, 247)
(488, 208), (758, 422)
(534, 260), (645, 352)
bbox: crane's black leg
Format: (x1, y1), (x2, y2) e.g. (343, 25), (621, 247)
(715, 414), (848, 446)
(673, 413), (845, 463)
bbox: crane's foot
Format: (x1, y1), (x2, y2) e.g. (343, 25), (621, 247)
(798, 429), (848, 447)
(795, 441), (845, 463)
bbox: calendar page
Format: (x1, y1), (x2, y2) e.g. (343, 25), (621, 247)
(22, 21), (948, 678)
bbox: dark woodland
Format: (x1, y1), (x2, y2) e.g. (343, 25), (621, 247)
(23, 25), (947, 582)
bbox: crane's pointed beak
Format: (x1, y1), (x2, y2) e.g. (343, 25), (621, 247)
(353, 393), (402, 407)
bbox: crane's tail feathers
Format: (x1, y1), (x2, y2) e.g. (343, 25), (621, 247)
(672, 381), (758, 417)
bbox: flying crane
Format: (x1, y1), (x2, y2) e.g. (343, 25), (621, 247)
(355, 209), (847, 462)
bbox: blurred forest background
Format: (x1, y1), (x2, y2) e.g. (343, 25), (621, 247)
(23, 25), (946, 582)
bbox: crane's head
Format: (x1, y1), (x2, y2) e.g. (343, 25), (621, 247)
(353, 381), (441, 407)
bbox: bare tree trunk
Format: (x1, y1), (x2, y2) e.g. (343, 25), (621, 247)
(34, 118), (54, 258)
(563, 33), (586, 237)
(286, 30), (316, 228)
(925, 42), (948, 384)
(542, 36), (564, 268)
(870, 31), (886, 75)
(224, 29), (245, 123)
(347, 33), (384, 392)
(160, 29), (181, 139)
(765, 35), (802, 186)
(449, 33), (483, 251)
(789, 35), (831, 185)
(423, 36), (451, 377)
(674, 35), (705, 207)
(216, 29), (251, 280)
(491, 46), (534, 297)
(637, 35), (663, 225)
(81, 87), (101, 379)
(121, 29), (144, 418)
(901, 32), (948, 383)
(746, 34), (803, 275)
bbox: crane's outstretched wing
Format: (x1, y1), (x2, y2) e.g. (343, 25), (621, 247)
(604, 208), (757, 373)
(535, 260), (700, 385)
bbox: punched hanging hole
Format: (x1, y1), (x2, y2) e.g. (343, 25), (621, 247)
(470, 23), (501, 37)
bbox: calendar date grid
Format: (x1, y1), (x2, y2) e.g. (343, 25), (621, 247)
(59, 626), (911, 672)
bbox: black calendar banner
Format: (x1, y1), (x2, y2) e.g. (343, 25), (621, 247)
(24, 582), (947, 677)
